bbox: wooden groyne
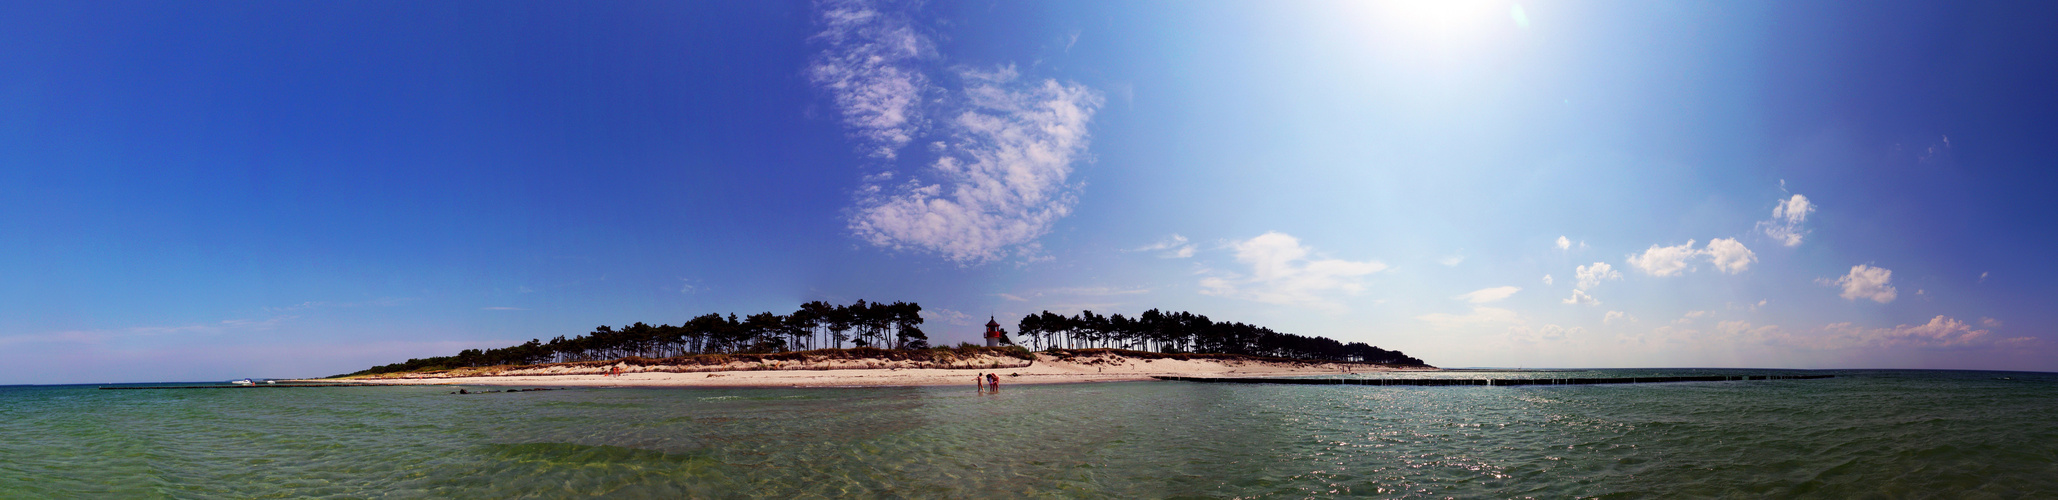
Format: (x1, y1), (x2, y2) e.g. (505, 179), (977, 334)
(1153, 374), (1833, 386)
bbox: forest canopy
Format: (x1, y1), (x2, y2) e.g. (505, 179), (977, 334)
(343, 301), (1423, 376)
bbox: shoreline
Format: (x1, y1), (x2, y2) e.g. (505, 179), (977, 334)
(305, 351), (1437, 389)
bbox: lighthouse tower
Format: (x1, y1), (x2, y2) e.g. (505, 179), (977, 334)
(984, 317), (1002, 347)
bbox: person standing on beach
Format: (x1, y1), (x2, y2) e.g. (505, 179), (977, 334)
(975, 373), (984, 392)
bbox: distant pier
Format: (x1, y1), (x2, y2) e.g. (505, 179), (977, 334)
(1153, 374), (1833, 386)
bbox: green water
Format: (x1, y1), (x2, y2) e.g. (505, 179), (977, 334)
(3, 370), (2054, 498)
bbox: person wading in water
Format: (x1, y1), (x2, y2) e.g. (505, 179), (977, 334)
(987, 373), (999, 392)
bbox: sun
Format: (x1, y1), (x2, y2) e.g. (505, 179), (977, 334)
(1347, 0), (1515, 45)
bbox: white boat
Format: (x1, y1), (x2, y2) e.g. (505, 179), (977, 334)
(231, 379), (255, 386)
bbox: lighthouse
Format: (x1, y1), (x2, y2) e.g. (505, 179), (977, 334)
(984, 317), (1002, 347)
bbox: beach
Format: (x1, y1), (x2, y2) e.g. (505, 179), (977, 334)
(315, 350), (1431, 388)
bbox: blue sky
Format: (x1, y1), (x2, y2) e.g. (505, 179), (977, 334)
(3, 0), (2053, 384)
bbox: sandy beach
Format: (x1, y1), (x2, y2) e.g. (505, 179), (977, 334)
(316, 351), (1434, 388)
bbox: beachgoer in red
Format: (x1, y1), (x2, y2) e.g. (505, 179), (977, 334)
(987, 373), (999, 391)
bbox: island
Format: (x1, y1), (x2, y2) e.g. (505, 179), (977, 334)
(317, 300), (1434, 388)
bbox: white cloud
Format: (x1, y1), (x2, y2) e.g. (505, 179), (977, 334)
(997, 293), (1028, 302)
(1541, 274), (1553, 286)
(1645, 315), (2037, 352)
(1817, 316), (2028, 349)
(1134, 234), (1196, 258)
(1756, 194), (1815, 247)
(1438, 254), (1466, 267)
(847, 66), (1103, 263)
(1674, 310), (1713, 325)
(816, 1), (1103, 264)
(1199, 232), (1387, 310)
(1626, 240), (1699, 276)
(1416, 306), (1520, 330)
(1622, 238), (1758, 277)
(1575, 262), (1620, 290)
(1981, 317), (2003, 328)
(810, 0), (932, 159)
(1046, 286), (1149, 296)
(1555, 236), (1571, 250)
(1831, 264), (1897, 303)
(1979, 272), (1989, 283)
(920, 308), (974, 326)
(1563, 289), (1600, 306)
(1704, 238), (1757, 274)
(1603, 310), (1634, 325)
(1454, 286), (1520, 304)
(1509, 324), (1583, 344)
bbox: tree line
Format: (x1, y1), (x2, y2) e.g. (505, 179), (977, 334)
(1014, 309), (1422, 365)
(351, 300), (927, 375)
(345, 301), (1424, 376)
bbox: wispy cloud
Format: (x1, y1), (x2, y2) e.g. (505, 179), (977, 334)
(1711, 316), (2033, 350)
(1604, 310), (1635, 325)
(1756, 193), (1815, 247)
(1562, 289), (1600, 306)
(1134, 234), (1196, 258)
(810, 0), (932, 159)
(846, 65), (1103, 263)
(1200, 232), (1387, 311)
(263, 297), (412, 313)
(920, 307), (974, 326)
(1454, 286), (1520, 304)
(816, 1), (1103, 264)
(1674, 310), (1713, 325)
(1416, 306), (1520, 330)
(1047, 286), (1149, 296)
(1508, 324), (1582, 344)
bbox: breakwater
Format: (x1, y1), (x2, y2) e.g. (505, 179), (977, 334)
(1153, 374), (1833, 386)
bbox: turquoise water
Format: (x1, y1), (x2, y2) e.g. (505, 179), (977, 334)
(3, 369), (2054, 498)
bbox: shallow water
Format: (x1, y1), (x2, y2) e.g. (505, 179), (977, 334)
(3, 369), (2054, 498)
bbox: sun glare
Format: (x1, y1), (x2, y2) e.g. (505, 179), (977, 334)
(1347, 0), (1515, 46)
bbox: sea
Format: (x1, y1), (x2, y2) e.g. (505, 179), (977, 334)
(2, 369), (2052, 498)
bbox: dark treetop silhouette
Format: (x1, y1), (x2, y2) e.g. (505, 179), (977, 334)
(344, 301), (1422, 376)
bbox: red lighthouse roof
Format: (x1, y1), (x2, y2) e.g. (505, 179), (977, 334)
(986, 316), (1000, 327)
